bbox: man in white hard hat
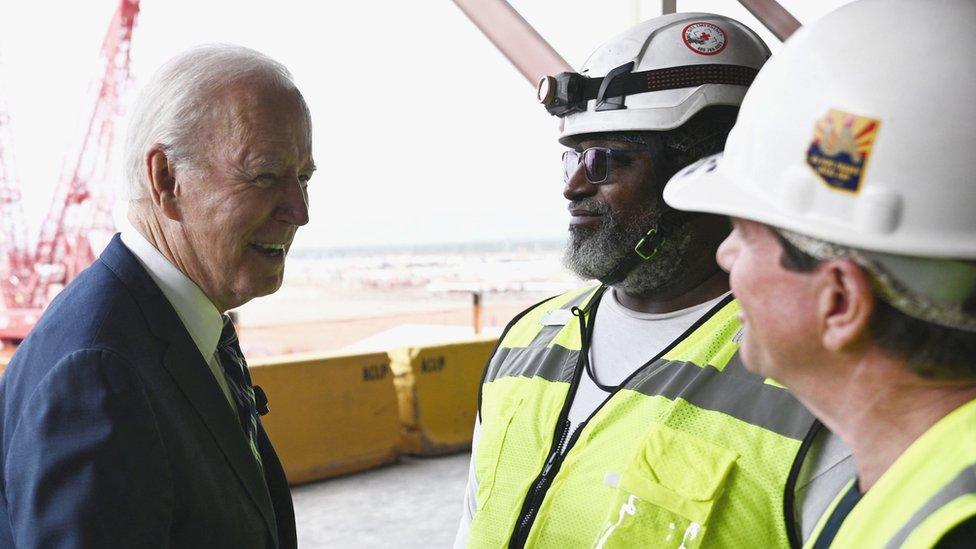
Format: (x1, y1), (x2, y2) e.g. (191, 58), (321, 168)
(456, 13), (852, 548)
(664, 0), (976, 546)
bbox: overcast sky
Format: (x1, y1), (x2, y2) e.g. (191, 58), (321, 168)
(0, 0), (852, 250)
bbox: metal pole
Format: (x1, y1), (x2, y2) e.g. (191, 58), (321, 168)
(451, 0), (573, 86)
(472, 291), (482, 335)
(662, 0), (677, 15)
(736, 0), (801, 41)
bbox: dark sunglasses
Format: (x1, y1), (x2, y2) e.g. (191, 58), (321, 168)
(562, 147), (647, 184)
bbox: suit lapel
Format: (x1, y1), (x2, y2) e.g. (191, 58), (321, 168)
(258, 423), (297, 548)
(98, 235), (279, 543)
(161, 340), (279, 542)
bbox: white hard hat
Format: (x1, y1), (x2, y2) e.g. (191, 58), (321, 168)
(664, 0), (976, 259)
(539, 13), (770, 146)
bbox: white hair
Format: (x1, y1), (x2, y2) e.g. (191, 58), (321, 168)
(124, 43), (299, 200)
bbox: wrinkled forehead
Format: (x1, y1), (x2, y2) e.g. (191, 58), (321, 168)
(226, 82), (311, 139)
(205, 80), (313, 162)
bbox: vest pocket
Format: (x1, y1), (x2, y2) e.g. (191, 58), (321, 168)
(593, 423), (738, 549)
(475, 396), (524, 510)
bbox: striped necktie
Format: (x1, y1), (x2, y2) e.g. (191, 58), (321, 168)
(217, 314), (263, 468)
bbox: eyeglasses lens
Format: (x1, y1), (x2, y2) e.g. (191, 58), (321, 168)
(562, 150), (580, 183)
(583, 148), (609, 183)
(563, 148), (611, 184)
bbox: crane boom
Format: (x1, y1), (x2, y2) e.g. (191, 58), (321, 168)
(0, 0), (139, 342)
(30, 0), (139, 308)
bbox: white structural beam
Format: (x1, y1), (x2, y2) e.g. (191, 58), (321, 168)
(737, 0), (802, 40)
(452, 0), (572, 86)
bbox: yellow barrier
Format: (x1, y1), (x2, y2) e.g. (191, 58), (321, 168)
(248, 351), (400, 485)
(389, 338), (497, 455)
(0, 338), (497, 477)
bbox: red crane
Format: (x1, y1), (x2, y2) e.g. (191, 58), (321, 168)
(0, 0), (140, 343)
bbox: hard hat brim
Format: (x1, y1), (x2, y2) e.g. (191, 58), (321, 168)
(666, 152), (976, 259)
(663, 152), (771, 225)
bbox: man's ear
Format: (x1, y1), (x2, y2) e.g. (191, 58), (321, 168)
(818, 259), (875, 352)
(146, 146), (181, 221)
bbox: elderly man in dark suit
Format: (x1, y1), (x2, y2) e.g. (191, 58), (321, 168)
(0, 44), (314, 547)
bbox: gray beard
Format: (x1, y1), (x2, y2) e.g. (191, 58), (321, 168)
(562, 199), (693, 295)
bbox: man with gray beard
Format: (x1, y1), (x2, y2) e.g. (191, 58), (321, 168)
(560, 112), (729, 300)
(456, 14), (853, 549)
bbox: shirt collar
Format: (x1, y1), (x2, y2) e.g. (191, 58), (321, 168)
(607, 288), (731, 320)
(120, 223), (223, 363)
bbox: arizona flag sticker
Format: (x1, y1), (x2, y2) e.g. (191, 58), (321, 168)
(806, 109), (880, 192)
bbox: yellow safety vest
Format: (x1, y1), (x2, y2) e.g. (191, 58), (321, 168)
(469, 285), (818, 548)
(806, 398), (976, 549)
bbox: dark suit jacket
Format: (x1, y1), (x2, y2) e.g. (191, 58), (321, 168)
(0, 235), (297, 548)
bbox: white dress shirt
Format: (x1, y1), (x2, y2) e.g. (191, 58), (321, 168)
(120, 226), (237, 412)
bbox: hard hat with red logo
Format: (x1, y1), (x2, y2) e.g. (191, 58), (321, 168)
(536, 12), (770, 146)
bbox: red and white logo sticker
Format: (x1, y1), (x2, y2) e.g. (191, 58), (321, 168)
(682, 22), (728, 56)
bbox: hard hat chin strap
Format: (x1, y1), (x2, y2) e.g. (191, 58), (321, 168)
(598, 210), (691, 286)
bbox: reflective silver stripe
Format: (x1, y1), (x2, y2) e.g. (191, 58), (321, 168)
(486, 287), (811, 438)
(723, 351), (752, 377)
(486, 345), (579, 384)
(485, 288), (595, 382)
(527, 324), (575, 351)
(885, 464), (976, 548)
(624, 356), (813, 440)
(525, 288), (598, 348)
(487, 344), (811, 439)
(563, 286), (600, 310)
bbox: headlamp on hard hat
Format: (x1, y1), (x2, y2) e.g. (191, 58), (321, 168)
(538, 62), (759, 119)
(537, 71), (587, 117)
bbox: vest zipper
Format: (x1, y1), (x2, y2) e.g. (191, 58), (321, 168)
(508, 418), (572, 548)
(507, 295), (604, 549)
